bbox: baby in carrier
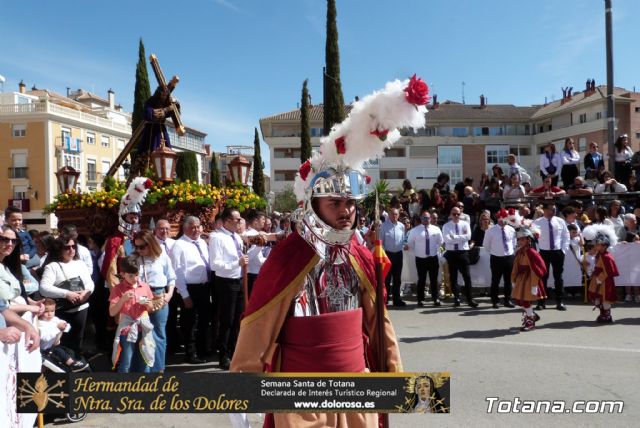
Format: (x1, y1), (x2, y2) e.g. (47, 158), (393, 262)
(39, 298), (88, 372)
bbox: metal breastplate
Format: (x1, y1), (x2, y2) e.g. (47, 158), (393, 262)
(293, 245), (361, 316)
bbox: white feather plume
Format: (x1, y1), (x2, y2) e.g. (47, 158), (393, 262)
(294, 77), (428, 202)
(582, 224), (618, 246)
(119, 177), (154, 216)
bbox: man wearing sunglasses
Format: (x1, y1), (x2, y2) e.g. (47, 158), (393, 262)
(443, 207), (478, 307)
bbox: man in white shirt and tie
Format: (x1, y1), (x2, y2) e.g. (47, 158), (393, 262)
(154, 219), (176, 255)
(483, 209), (517, 308)
(244, 210), (267, 297)
(209, 208), (248, 370)
(533, 202), (570, 311)
(154, 218), (181, 355)
(380, 208), (406, 306)
(171, 216), (211, 364)
(406, 211), (443, 307)
(443, 206), (477, 307)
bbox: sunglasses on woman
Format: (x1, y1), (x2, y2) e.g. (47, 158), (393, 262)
(134, 243), (148, 250)
(0, 237), (18, 245)
(63, 245), (76, 251)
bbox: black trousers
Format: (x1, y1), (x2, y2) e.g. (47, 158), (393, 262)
(216, 277), (244, 358)
(58, 308), (88, 354)
(490, 255), (514, 303)
(166, 291), (184, 353)
(181, 283), (212, 357)
(247, 273), (258, 298)
(561, 164), (579, 189)
(445, 250), (473, 300)
(88, 279), (110, 349)
(384, 251), (403, 303)
(415, 256), (440, 303)
(539, 249), (565, 302)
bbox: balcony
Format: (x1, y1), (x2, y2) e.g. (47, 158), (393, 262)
(8, 199), (30, 212)
(8, 167), (28, 179)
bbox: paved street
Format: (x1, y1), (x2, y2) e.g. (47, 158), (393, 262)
(46, 295), (640, 427)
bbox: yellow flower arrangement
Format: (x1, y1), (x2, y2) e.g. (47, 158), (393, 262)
(45, 181), (266, 214)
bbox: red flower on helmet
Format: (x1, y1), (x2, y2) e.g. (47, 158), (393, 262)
(404, 74), (430, 106)
(370, 128), (389, 141)
(496, 208), (508, 219)
(508, 208), (516, 216)
(299, 160), (311, 181)
(335, 136), (346, 154)
(365, 175), (372, 184)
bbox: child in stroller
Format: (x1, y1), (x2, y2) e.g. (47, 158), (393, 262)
(39, 298), (89, 372)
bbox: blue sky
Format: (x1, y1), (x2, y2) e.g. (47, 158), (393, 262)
(1, 0), (640, 172)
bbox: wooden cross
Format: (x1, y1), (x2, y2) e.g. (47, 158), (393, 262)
(149, 54), (186, 136)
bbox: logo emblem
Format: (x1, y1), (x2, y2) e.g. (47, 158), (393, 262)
(18, 374), (68, 411)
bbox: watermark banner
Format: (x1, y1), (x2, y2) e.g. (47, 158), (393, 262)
(17, 372), (450, 414)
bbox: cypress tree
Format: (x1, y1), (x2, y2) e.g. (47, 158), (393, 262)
(323, 0), (346, 136)
(252, 128), (266, 197)
(210, 152), (221, 187)
(176, 152), (198, 182)
(300, 79), (312, 163)
(132, 38), (151, 134)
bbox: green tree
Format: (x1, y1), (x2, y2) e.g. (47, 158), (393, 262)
(176, 152), (199, 182)
(273, 185), (298, 213)
(323, 0), (346, 136)
(209, 152), (221, 187)
(252, 128), (266, 197)
(362, 179), (391, 219)
(132, 38), (151, 134)
(300, 79), (312, 162)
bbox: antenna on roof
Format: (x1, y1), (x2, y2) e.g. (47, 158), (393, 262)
(461, 81), (465, 104)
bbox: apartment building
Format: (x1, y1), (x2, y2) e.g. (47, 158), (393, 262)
(0, 82), (131, 229)
(260, 82), (640, 194)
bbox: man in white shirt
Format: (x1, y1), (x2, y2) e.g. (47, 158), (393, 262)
(244, 210), (267, 297)
(443, 206), (477, 307)
(380, 208), (406, 306)
(533, 202), (570, 311)
(154, 219), (176, 255)
(406, 211), (443, 307)
(483, 210), (517, 308)
(209, 208), (248, 370)
(171, 216), (211, 364)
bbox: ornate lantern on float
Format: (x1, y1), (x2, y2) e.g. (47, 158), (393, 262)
(55, 166), (80, 193)
(227, 155), (252, 185)
(151, 138), (178, 182)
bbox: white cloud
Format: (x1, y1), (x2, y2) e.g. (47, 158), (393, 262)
(212, 0), (241, 13)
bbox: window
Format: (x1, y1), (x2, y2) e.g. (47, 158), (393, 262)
(64, 154), (81, 172)
(87, 160), (97, 182)
(10, 153), (28, 178)
(578, 138), (587, 151)
(117, 139), (125, 150)
(101, 160), (111, 175)
(12, 124), (26, 137)
(379, 170), (406, 179)
(384, 147), (405, 157)
(437, 146), (462, 184)
(636, 132), (640, 139)
(274, 170), (297, 181)
(410, 146), (437, 158)
(635, 107), (640, 113)
(61, 127), (71, 145)
(101, 135), (110, 148)
(509, 146), (531, 157)
(86, 132), (95, 145)
(274, 148), (301, 159)
(596, 112), (602, 120)
(579, 113), (587, 124)
(485, 145), (510, 174)
(13, 185), (28, 200)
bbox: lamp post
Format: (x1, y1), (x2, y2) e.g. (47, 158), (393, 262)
(122, 159), (131, 180)
(55, 166), (80, 193)
(227, 155), (252, 185)
(151, 142), (178, 182)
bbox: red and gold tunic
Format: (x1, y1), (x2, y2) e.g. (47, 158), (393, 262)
(587, 251), (619, 304)
(230, 231), (401, 428)
(511, 246), (548, 304)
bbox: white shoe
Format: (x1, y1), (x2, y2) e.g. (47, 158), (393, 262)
(625, 294), (632, 302)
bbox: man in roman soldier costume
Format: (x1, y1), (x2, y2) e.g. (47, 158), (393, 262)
(583, 225), (619, 323)
(101, 177), (153, 288)
(511, 225), (547, 331)
(230, 75), (429, 427)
